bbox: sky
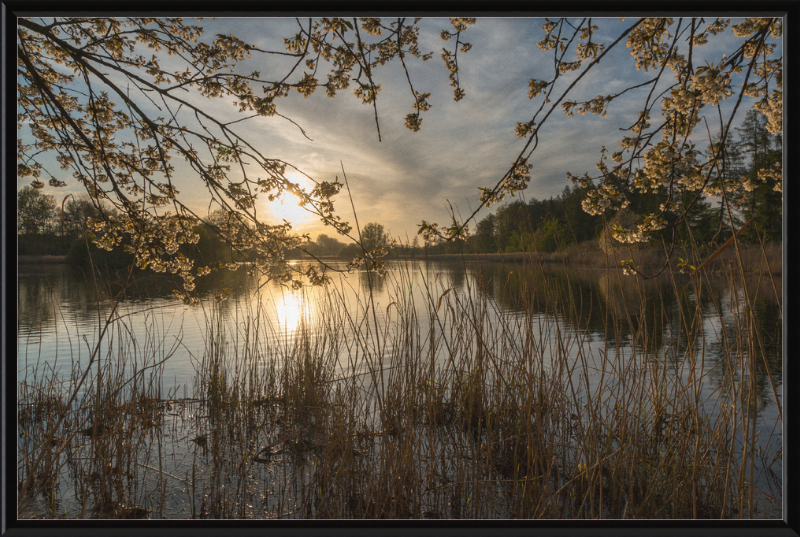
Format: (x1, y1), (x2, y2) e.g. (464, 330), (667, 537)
(18, 17), (776, 242)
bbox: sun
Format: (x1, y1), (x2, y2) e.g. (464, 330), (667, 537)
(264, 192), (315, 228)
(261, 173), (319, 229)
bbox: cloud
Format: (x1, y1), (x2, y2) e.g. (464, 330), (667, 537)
(19, 16), (777, 240)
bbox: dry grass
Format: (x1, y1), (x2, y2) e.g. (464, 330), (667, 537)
(17, 243), (782, 519)
(549, 240), (781, 277)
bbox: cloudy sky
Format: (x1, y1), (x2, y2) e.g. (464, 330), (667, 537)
(20, 16), (774, 242)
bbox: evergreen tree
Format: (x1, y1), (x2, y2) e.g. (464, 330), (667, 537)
(734, 110), (782, 242)
(472, 214), (497, 253)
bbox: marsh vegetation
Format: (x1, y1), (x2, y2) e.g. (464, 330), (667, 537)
(17, 247), (782, 520)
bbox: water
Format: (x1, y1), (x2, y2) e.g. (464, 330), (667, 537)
(16, 258), (783, 519)
(18, 260), (484, 388)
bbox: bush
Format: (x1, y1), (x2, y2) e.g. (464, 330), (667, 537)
(337, 243), (362, 259)
(67, 234), (136, 269)
(18, 234), (71, 256)
(532, 219), (570, 253)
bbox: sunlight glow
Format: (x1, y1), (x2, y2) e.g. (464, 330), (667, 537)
(263, 174), (317, 229)
(265, 193), (314, 227)
(271, 289), (312, 334)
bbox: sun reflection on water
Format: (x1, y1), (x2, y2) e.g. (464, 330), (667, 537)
(270, 289), (312, 334)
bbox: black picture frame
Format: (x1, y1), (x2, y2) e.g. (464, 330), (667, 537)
(3, 2), (798, 536)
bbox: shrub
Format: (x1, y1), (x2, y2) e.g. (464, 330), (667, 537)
(532, 219), (570, 253)
(67, 234), (136, 269)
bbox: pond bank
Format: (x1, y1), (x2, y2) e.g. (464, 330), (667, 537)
(18, 255), (68, 264)
(407, 244), (782, 274)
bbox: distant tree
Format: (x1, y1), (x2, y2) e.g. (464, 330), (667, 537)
(360, 222), (390, 254)
(17, 186), (56, 236)
(673, 188), (718, 246)
(532, 219), (570, 252)
(337, 243), (363, 260)
(734, 109), (782, 242)
(504, 230), (523, 253)
(526, 198), (557, 231)
(443, 235), (468, 255)
(559, 185), (602, 243)
(494, 201), (531, 252)
(60, 194), (104, 239)
(472, 214), (497, 253)
(315, 234), (346, 256)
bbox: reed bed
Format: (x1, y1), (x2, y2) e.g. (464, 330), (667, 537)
(16, 249), (782, 519)
(549, 241), (781, 276)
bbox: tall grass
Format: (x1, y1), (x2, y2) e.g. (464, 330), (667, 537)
(17, 244), (782, 519)
(550, 240), (781, 276)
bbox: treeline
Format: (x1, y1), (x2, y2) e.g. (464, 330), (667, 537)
(16, 189), (395, 268)
(17, 192), (254, 269)
(292, 222), (391, 260)
(18, 110), (781, 265)
(422, 109), (781, 256)
(17, 190), (134, 266)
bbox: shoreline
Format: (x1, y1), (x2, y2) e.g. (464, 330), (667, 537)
(18, 255), (68, 265)
(392, 248), (783, 274)
(17, 246), (782, 275)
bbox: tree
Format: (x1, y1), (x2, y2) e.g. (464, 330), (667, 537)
(559, 185), (603, 243)
(471, 214), (497, 253)
(17, 186), (56, 235)
(60, 194), (104, 239)
(314, 234), (346, 256)
(533, 219), (570, 253)
(493, 201), (528, 252)
(359, 222), (390, 254)
(734, 110), (782, 242)
(337, 243), (362, 260)
(18, 16), (782, 287)
(17, 17), (477, 299)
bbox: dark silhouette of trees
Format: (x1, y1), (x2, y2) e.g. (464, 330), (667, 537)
(360, 222), (390, 253)
(471, 214), (497, 253)
(60, 195), (103, 239)
(311, 234), (346, 257)
(17, 186), (56, 236)
(734, 109), (783, 242)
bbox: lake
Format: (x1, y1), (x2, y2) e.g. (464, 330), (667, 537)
(16, 257), (783, 519)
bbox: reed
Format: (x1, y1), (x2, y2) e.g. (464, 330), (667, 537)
(17, 242), (782, 519)
(549, 240), (781, 276)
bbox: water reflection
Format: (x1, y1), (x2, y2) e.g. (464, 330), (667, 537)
(359, 270), (386, 294)
(269, 288), (313, 334)
(18, 259), (782, 413)
(16, 257), (783, 519)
